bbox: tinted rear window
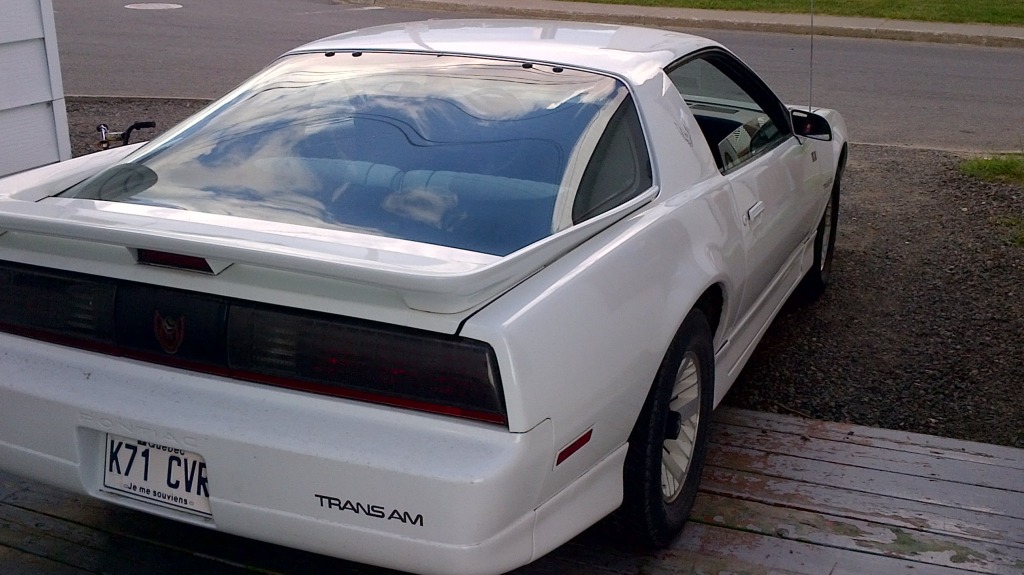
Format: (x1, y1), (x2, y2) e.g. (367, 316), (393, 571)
(63, 52), (643, 255)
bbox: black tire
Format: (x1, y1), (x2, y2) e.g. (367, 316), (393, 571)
(614, 308), (714, 548)
(798, 149), (846, 300)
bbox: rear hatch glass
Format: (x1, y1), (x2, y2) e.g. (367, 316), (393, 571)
(61, 52), (634, 256)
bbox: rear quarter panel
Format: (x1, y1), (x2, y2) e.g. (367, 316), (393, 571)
(460, 70), (746, 500)
(460, 177), (740, 501)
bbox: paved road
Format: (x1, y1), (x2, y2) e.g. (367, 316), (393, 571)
(53, 0), (1024, 150)
(52, 0), (463, 99)
(702, 31), (1024, 153)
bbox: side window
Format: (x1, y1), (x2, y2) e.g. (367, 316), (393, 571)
(573, 94), (653, 224)
(667, 53), (789, 173)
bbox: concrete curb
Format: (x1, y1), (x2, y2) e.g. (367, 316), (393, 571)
(352, 0), (1024, 48)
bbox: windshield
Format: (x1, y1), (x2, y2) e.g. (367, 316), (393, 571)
(62, 52), (636, 255)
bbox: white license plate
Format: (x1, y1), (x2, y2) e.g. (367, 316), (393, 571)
(103, 434), (212, 516)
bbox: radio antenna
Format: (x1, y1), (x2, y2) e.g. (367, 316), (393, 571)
(808, 0), (815, 111)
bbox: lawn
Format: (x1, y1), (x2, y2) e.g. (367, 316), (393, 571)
(568, 0), (1024, 26)
(961, 154), (1024, 246)
(962, 154), (1024, 187)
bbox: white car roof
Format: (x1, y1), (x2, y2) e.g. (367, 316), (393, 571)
(290, 19), (720, 83)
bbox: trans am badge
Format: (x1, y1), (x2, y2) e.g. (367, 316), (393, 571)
(154, 310), (185, 354)
(315, 493), (424, 527)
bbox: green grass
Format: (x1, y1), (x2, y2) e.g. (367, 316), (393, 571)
(569, 0), (1024, 26)
(992, 216), (1024, 247)
(961, 154), (1024, 186)
(962, 154), (1024, 247)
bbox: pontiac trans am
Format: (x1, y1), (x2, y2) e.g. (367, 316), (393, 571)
(0, 20), (847, 575)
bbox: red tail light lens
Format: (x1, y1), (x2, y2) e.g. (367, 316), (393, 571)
(136, 249), (215, 273)
(0, 261), (507, 425)
(229, 307), (505, 423)
(0, 264), (116, 344)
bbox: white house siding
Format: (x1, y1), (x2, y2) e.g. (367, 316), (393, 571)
(0, 0), (71, 177)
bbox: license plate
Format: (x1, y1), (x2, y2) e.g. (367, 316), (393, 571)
(103, 434), (212, 516)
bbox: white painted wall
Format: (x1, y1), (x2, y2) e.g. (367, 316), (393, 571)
(1, 0), (71, 176)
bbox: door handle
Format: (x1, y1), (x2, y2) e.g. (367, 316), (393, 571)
(746, 201), (765, 224)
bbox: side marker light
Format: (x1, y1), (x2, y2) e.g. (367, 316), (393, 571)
(556, 428), (593, 466)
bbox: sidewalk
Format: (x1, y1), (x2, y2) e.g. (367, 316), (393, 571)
(366, 0), (1024, 48)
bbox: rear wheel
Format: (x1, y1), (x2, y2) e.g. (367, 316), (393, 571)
(615, 308), (714, 548)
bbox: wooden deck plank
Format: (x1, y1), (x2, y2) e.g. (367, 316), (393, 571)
(715, 409), (1024, 471)
(0, 478), (400, 575)
(0, 471), (31, 500)
(0, 546), (91, 575)
(675, 522), (992, 575)
(705, 443), (1024, 519)
(0, 502), (260, 575)
(710, 422), (1024, 493)
(543, 536), (812, 575)
(700, 466), (1024, 548)
(690, 493), (1024, 574)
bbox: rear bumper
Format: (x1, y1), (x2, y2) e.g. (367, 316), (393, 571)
(0, 333), (625, 574)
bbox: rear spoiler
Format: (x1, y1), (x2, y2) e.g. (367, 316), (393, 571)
(0, 151), (655, 313)
(0, 198), (525, 313)
(0, 193), (659, 313)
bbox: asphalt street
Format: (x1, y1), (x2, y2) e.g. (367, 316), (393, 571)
(53, 0), (1024, 151)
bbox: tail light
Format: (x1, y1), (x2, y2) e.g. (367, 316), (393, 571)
(0, 264), (116, 346)
(0, 261), (506, 425)
(136, 248), (215, 273)
(229, 307), (505, 423)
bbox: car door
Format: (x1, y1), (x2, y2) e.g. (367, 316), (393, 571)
(666, 50), (822, 319)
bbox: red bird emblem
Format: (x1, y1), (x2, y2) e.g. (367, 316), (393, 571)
(154, 310), (185, 354)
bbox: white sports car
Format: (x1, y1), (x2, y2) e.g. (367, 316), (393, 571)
(0, 20), (847, 575)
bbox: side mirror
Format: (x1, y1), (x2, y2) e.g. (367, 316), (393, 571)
(791, 109), (832, 141)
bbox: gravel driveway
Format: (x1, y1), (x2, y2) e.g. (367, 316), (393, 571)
(64, 97), (1024, 448)
(730, 145), (1024, 449)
